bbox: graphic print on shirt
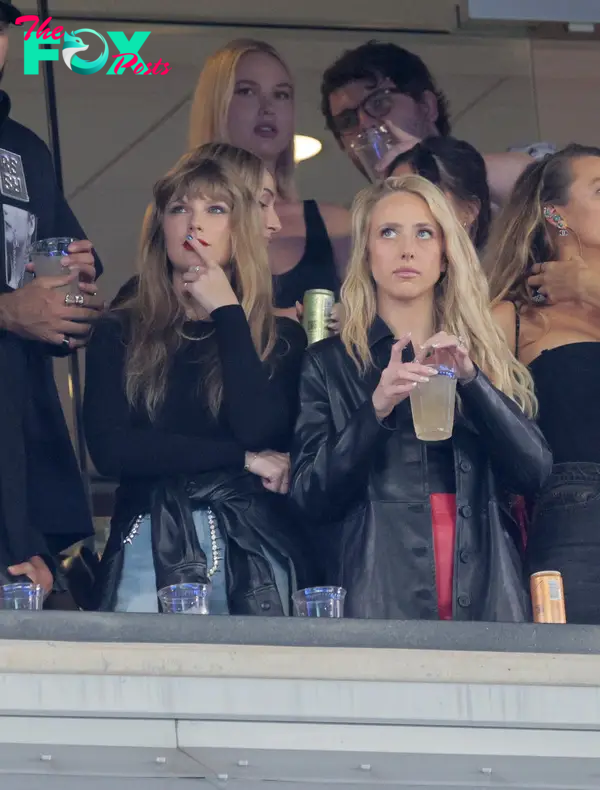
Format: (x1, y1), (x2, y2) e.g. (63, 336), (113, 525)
(0, 148), (30, 202)
(4, 205), (36, 290)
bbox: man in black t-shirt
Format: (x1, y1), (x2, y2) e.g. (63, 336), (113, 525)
(0, 0), (104, 592)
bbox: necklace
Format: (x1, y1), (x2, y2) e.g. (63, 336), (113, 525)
(123, 507), (220, 578)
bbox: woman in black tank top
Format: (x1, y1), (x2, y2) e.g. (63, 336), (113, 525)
(188, 39), (350, 317)
(486, 144), (600, 624)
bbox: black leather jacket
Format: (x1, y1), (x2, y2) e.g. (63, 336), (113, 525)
(93, 470), (309, 614)
(290, 320), (553, 621)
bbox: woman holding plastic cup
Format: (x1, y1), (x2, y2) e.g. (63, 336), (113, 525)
(84, 143), (308, 615)
(290, 174), (552, 621)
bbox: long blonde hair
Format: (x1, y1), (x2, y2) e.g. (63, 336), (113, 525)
(341, 175), (537, 416)
(189, 38), (296, 201)
(117, 142), (276, 420)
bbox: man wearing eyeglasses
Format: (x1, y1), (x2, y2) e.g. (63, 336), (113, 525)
(320, 40), (533, 206)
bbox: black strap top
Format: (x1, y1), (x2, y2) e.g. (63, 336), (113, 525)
(529, 343), (600, 464)
(272, 200), (340, 309)
(514, 307), (600, 463)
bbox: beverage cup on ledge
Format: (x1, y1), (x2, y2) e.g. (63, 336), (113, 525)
(292, 586), (346, 618)
(0, 583), (44, 611)
(158, 582), (211, 614)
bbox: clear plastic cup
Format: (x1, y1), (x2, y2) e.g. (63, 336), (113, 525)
(157, 583), (211, 614)
(292, 586), (346, 618)
(410, 346), (457, 442)
(29, 237), (79, 295)
(348, 125), (396, 182)
(0, 583), (44, 611)
(410, 363), (457, 442)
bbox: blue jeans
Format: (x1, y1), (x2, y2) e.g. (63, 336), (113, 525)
(115, 508), (290, 615)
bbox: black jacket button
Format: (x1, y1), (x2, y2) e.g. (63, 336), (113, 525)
(260, 602), (271, 611)
(459, 460), (471, 473)
(459, 505), (472, 518)
(459, 549), (470, 563)
(458, 594), (471, 607)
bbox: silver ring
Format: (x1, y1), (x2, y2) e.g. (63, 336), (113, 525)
(191, 265), (201, 273)
(458, 335), (466, 346)
(64, 293), (84, 306)
(61, 336), (70, 349)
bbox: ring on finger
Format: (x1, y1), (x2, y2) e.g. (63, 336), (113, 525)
(64, 293), (84, 306)
(191, 265), (201, 273)
(61, 335), (70, 349)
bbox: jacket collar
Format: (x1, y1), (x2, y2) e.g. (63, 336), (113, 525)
(368, 314), (394, 349)
(367, 314), (417, 363)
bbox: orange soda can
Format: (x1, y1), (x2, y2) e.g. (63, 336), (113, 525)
(530, 570), (566, 623)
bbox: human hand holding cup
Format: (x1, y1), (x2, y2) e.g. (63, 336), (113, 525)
(371, 333), (439, 421)
(410, 332), (474, 442)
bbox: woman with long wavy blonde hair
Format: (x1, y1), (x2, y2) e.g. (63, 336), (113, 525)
(189, 37), (350, 322)
(486, 144), (600, 625)
(84, 143), (308, 614)
(290, 174), (551, 622)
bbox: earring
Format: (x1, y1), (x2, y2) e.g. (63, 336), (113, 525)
(544, 206), (568, 236)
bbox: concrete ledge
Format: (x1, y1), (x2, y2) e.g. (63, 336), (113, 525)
(1, 611), (600, 654)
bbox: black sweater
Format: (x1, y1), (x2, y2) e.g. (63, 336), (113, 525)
(84, 305), (307, 514)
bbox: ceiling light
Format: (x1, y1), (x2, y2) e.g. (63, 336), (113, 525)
(294, 135), (322, 163)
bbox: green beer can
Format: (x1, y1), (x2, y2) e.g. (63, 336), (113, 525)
(302, 289), (335, 345)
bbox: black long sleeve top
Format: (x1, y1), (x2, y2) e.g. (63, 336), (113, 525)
(84, 304), (307, 516)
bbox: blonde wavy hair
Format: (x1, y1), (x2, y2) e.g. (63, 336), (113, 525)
(341, 174), (537, 417)
(116, 142), (276, 420)
(189, 38), (296, 201)
(485, 143), (600, 307)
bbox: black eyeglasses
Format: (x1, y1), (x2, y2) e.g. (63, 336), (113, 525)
(331, 87), (402, 137)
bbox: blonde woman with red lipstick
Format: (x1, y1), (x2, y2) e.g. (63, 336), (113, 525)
(84, 143), (308, 614)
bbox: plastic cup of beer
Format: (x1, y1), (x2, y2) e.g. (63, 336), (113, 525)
(292, 586), (346, 618)
(29, 237), (79, 295)
(157, 583), (211, 614)
(410, 348), (457, 442)
(0, 583), (44, 611)
(348, 125), (396, 182)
